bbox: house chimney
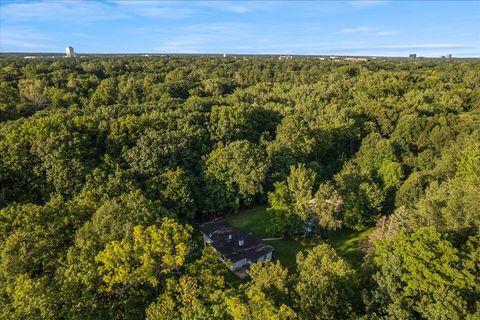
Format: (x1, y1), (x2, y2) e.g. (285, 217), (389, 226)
(239, 239), (244, 247)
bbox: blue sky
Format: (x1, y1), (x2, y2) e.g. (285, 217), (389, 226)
(1, 0), (479, 57)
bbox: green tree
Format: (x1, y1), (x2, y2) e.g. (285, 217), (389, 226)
(295, 244), (357, 320)
(204, 140), (269, 206)
(287, 164), (317, 221)
(3, 274), (57, 320)
(95, 219), (192, 290)
(411, 176), (480, 231)
(209, 104), (280, 144)
(312, 182), (343, 230)
(89, 77), (118, 108)
(126, 125), (208, 176)
(267, 114), (325, 180)
(455, 144), (480, 178)
(146, 247), (229, 320)
(18, 78), (49, 113)
(60, 191), (169, 318)
(367, 227), (479, 319)
(146, 168), (195, 220)
(226, 261), (297, 320)
(378, 161), (404, 190)
(267, 164), (317, 236)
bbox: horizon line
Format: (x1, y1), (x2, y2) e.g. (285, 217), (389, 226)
(1, 51), (479, 59)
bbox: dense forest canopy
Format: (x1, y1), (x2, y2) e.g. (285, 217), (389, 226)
(0, 56), (479, 319)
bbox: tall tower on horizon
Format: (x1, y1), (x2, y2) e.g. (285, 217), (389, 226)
(65, 46), (75, 58)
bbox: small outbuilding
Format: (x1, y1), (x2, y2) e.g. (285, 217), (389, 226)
(201, 221), (273, 271)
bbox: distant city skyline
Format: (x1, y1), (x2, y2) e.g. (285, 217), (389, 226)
(1, 0), (479, 57)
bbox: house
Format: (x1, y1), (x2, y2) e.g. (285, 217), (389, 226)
(201, 221), (273, 271)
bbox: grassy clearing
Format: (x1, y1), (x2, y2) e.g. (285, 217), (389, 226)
(226, 206), (271, 238)
(326, 228), (372, 267)
(265, 238), (316, 271)
(228, 207), (315, 271)
(226, 206), (372, 271)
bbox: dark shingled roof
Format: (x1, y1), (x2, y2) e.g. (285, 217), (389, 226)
(201, 221), (273, 262)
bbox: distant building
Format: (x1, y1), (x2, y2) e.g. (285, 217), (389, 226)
(446, 53), (452, 59)
(344, 57), (369, 62)
(223, 53), (227, 58)
(279, 55), (293, 60)
(409, 53), (417, 59)
(65, 46), (75, 58)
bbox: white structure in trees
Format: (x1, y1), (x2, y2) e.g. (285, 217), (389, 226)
(65, 46), (75, 58)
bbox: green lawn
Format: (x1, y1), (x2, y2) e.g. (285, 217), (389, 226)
(226, 206), (372, 271)
(326, 228), (372, 267)
(196, 208), (311, 285)
(227, 206), (272, 238)
(227, 206), (315, 272)
(265, 238), (316, 271)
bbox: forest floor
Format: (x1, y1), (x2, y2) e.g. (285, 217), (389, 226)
(226, 206), (371, 271)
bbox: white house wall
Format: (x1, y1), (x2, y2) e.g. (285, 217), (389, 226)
(231, 258), (247, 270)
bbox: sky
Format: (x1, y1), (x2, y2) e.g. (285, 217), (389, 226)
(0, 0), (479, 57)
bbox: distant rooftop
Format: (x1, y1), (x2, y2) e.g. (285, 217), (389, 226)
(201, 221), (273, 262)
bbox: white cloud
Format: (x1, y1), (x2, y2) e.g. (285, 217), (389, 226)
(376, 30), (400, 36)
(111, 1), (193, 19)
(340, 26), (373, 33)
(339, 27), (401, 36)
(1, 1), (126, 22)
(150, 22), (256, 53)
(376, 44), (468, 49)
(180, 23), (253, 32)
(195, 1), (274, 14)
(0, 27), (55, 50)
(212, 3), (251, 13)
(456, 32), (474, 37)
(1, 0), (196, 23)
(114, 0), (268, 17)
